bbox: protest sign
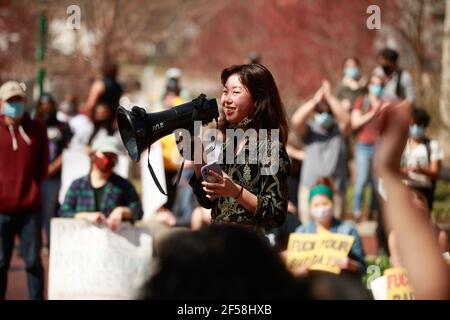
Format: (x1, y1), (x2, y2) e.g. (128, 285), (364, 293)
(384, 267), (415, 300)
(286, 232), (354, 274)
(370, 275), (388, 300)
(48, 218), (153, 300)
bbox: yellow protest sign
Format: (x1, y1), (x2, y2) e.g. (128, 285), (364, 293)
(384, 268), (415, 300)
(286, 232), (354, 274)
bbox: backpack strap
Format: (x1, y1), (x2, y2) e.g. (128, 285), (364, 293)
(362, 94), (370, 113)
(423, 137), (438, 192)
(395, 69), (404, 99)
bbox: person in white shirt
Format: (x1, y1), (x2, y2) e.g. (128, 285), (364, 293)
(401, 107), (443, 210)
(373, 48), (416, 103)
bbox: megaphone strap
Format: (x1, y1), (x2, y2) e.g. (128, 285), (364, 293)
(147, 145), (185, 196)
(146, 93), (217, 196)
(147, 146), (168, 196)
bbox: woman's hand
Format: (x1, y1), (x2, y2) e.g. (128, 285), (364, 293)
(280, 251), (310, 278)
(201, 170), (240, 200)
(322, 80), (331, 99)
(153, 207), (177, 226)
(313, 84), (325, 104)
(374, 100), (411, 175)
(292, 265), (310, 278)
(107, 206), (131, 231)
(334, 256), (359, 273)
(75, 212), (106, 225)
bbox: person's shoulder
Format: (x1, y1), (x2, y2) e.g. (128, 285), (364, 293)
(428, 138), (441, 148)
(353, 95), (365, 110)
(26, 114), (45, 128)
(25, 114), (47, 134)
(399, 69), (413, 81)
(305, 120), (320, 134)
(70, 175), (90, 189)
(428, 138), (444, 158)
(111, 173), (135, 188)
(295, 221), (315, 233)
(336, 219), (359, 235)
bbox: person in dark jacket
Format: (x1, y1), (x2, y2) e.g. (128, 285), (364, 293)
(0, 81), (49, 300)
(34, 93), (72, 250)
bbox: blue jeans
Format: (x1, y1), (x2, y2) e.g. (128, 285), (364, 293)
(173, 168), (198, 227)
(352, 143), (377, 216)
(41, 177), (61, 246)
(0, 212), (44, 300)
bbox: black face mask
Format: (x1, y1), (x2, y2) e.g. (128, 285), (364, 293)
(382, 65), (395, 76)
(42, 112), (57, 124)
(94, 119), (110, 128)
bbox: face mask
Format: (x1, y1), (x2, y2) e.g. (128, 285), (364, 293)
(315, 112), (334, 128)
(409, 125), (425, 139)
(344, 67), (360, 80)
(310, 205), (333, 220)
(4, 102), (25, 119)
(42, 111), (57, 123)
(381, 65), (394, 76)
(369, 84), (383, 97)
(94, 118), (110, 128)
(92, 154), (116, 173)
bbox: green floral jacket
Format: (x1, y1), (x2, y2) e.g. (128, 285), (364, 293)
(190, 134), (290, 231)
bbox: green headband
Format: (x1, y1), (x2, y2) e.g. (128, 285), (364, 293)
(309, 184), (333, 203)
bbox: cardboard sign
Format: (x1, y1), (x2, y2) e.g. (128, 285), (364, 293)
(48, 218), (153, 300)
(286, 232), (354, 274)
(370, 275), (388, 300)
(384, 268), (415, 300)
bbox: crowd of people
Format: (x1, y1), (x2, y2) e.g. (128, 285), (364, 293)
(0, 47), (448, 300)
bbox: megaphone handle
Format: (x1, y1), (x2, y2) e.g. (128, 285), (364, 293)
(173, 159), (185, 185)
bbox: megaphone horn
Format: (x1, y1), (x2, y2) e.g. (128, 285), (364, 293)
(117, 94), (219, 162)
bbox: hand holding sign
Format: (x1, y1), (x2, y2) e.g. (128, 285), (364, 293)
(285, 233), (355, 275)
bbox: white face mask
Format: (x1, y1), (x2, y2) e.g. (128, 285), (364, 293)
(310, 205), (333, 220)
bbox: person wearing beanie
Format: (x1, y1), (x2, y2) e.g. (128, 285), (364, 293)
(59, 136), (142, 230)
(294, 178), (366, 276)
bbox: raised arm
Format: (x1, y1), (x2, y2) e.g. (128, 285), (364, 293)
(291, 86), (323, 137)
(84, 79), (105, 117)
(322, 80), (351, 136)
(375, 101), (450, 300)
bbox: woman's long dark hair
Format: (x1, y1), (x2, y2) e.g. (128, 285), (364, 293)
(220, 64), (288, 145)
(35, 93), (58, 125)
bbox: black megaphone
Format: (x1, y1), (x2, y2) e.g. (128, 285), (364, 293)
(116, 94), (219, 162)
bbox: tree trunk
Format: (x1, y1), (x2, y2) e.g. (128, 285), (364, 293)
(440, 0), (450, 128)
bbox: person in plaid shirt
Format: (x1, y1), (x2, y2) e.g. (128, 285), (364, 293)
(59, 136), (142, 230)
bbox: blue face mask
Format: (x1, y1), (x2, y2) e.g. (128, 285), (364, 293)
(4, 101), (25, 119)
(409, 125), (425, 139)
(369, 84), (383, 97)
(315, 112), (334, 128)
(344, 67), (360, 80)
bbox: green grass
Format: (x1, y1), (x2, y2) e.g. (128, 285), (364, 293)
(431, 180), (450, 224)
